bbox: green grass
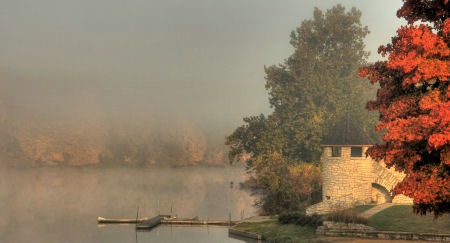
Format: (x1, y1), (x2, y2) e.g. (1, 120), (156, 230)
(232, 220), (316, 242)
(352, 204), (376, 213)
(368, 205), (450, 233)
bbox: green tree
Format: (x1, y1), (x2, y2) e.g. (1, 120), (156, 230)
(226, 5), (375, 214)
(227, 5), (374, 164)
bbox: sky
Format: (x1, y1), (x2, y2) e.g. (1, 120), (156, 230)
(0, 0), (405, 131)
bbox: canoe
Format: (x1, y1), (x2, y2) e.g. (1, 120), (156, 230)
(97, 216), (149, 224)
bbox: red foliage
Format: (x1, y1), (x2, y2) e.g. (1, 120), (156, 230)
(359, 0), (450, 217)
(398, 0), (450, 28)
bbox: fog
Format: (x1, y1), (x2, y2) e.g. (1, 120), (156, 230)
(0, 0), (404, 133)
(0, 1), (405, 167)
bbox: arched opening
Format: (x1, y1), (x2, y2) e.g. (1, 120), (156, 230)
(371, 183), (392, 204)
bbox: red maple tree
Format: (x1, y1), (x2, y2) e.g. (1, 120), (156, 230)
(359, 0), (450, 216)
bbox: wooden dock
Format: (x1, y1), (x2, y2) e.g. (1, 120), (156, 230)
(135, 215), (171, 230)
(98, 214), (236, 231)
(161, 218), (236, 226)
(97, 216), (148, 224)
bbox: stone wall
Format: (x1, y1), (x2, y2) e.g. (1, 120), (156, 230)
(306, 193), (356, 215)
(318, 221), (375, 232)
(392, 194), (413, 204)
(317, 221), (450, 242)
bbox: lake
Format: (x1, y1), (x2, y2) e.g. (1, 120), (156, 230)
(0, 165), (257, 242)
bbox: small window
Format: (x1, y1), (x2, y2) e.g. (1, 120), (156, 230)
(331, 147), (341, 157)
(351, 147), (363, 157)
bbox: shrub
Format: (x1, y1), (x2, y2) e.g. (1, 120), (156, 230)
(240, 153), (323, 215)
(278, 212), (323, 227)
(327, 209), (367, 224)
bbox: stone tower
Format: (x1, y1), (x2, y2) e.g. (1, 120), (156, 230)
(322, 145), (374, 205)
(306, 116), (412, 215)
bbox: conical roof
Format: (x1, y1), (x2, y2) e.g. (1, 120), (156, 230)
(321, 114), (378, 145)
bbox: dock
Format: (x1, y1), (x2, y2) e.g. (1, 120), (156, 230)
(98, 214), (236, 231)
(161, 218), (236, 226)
(135, 215), (171, 230)
(97, 216), (148, 224)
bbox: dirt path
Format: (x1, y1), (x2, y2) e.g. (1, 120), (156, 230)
(359, 203), (394, 218)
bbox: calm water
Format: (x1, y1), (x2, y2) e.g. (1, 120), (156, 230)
(0, 165), (257, 242)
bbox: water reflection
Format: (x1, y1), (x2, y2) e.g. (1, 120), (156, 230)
(137, 225), (258, 243)
(0, 165), (255, 242)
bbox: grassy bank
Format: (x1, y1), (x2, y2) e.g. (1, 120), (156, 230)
(233, 205), (450, 242)
(232, 207), (373, 242)
(368, 205), (450, 233)
(232, 219), (316, 242)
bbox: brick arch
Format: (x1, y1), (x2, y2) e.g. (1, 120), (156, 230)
(372, 162), (402, 193)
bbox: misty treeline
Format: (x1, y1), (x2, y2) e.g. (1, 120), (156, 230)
(226, 5), (379, 214)
(0, 111), (227, 167)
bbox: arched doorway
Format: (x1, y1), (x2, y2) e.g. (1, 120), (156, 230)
(371, 183), (392, 204)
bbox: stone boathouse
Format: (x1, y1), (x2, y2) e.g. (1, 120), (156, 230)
(307, 118), (412, 215)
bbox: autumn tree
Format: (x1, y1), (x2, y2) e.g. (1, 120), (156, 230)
(226, 5), (375, 214)
(359, 0), (450, 216)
